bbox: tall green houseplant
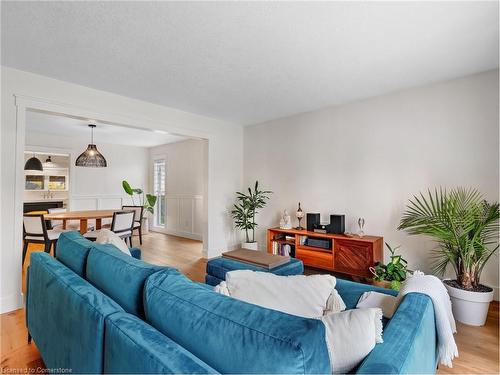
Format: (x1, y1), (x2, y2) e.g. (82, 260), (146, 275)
(231, 181), (272, 243)
(398, 187), (499, 290)
(122, 180), (157, 217)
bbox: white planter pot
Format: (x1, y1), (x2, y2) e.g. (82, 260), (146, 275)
(444, 281), (494, 326)
(242, 242), (259, 251)
(141, 217), (149, 234)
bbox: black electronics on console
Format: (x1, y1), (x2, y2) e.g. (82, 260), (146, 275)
(304, 237), (331, 250)
(329, 214), (345, 234)
(306, 213), (320, 232)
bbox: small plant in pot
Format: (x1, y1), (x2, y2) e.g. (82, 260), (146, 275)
(231, 181), (272, 250)
(398, 187), (499, 326)
(122, 180), (157, 233)
(370, 243), (408, 291)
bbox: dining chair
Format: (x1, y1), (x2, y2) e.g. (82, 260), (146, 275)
(23, 214), (64, 264)
(84, 211), (136, 246)
(47, 208), (95, 231)
(122, 205), (144, 245)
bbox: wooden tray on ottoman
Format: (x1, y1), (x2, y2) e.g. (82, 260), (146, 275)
(222, 249), (290, 270)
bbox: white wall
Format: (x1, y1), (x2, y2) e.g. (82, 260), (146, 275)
(149, 139), (207, 240)
(244, 70), (499, 298)
(25, 131), (149, 210)
(1, 66), (243, 313)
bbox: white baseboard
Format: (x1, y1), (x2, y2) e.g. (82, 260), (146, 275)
(0, 292), (23, 314)
(150, 227), (202, 241)
(205, 242), (241, 260)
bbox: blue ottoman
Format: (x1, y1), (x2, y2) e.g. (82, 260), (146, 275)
(205, 256), (304, 286)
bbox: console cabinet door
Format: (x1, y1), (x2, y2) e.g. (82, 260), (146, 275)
(333, 239), (373, 277)
(295, 248), (334, 271)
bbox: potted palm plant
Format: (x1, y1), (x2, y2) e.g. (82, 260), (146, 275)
(231, 181), (272, 250)
(398, 187), (499, 326)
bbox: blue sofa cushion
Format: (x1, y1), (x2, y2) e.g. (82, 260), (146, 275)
(86, 243), (164, 317)
(205, 274), (223, 286)
(104, 312), (218, 374)
(56, 231), (94, 277)
(206, 257), (303, 284)
(27, 252), (124, 373)
(56, 232), (142, 278)
(144, 268), (330, 374)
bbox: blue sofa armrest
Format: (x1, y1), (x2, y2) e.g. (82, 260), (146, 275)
(104, 312), (218, 374)
(356, 293), (437, 374)
(129, 247), (141, 259)
(27, 252), (124, 373)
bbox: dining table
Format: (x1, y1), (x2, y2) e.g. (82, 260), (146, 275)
(44, 209), (123, 234)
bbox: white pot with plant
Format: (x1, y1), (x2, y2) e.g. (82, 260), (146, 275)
(231, 181), (272, 250)
(399, 188), (499, 326)
(122, 180), (157, 236)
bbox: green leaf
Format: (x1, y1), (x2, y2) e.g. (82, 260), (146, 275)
(133, 188), (143, 194)
(146, 194), (157, 207)
(390, 280), (401, 291)
(122, 180), (133, 195)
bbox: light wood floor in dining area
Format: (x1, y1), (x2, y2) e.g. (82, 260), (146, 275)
(2, 232), (499, 374)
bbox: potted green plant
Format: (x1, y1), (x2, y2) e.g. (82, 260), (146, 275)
(370, 243), (408, 290)
(231, 181), (272, 250)
(398, 187), (499, 326)
(122, 180), (157, 233)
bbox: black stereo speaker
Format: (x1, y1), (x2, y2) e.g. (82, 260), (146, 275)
(306, 213), (320, 232)
(330, 214), (345, 234)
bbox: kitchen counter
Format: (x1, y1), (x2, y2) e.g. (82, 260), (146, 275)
(23, 200), (65, 213)
(24, 198), (68, 203)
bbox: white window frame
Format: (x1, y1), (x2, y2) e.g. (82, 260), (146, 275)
(152, 157), (166, 228)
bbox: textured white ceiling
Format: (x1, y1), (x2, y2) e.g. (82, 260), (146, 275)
(26, 111), (187, 148)
(2, 1), (498, 125)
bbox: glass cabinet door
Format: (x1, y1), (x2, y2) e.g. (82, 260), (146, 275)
(25, 175), (44, 190)
(48, 176), (66, 190)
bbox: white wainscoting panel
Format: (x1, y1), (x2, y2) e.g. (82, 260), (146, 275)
(70, 197), (97, 210)
(70, 195), (124, 210)
(153, 194), (203, 240)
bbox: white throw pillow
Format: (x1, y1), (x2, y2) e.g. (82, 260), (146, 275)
(95, 229), (131, 256)
(356, 291), (398, 318)
(321, 308), (383, 374)
(219, 271), (345, 318)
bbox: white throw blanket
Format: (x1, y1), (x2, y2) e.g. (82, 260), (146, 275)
(397, 271), (458, 367)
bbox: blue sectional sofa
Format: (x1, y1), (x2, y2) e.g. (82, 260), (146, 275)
(26, 232), (437, 374)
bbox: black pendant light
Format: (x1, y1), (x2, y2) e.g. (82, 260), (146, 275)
(75, 124), (107, 167)
(24, 154), (44, 171)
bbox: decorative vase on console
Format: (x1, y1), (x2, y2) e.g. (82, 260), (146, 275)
(358, 217), (365, 237)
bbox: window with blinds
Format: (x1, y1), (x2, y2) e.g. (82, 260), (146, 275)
(153, 159), (166, 227)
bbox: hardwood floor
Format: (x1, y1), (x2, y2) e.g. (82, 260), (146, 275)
(2, 232), (499, 373)
(438, 301), (499, 374)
